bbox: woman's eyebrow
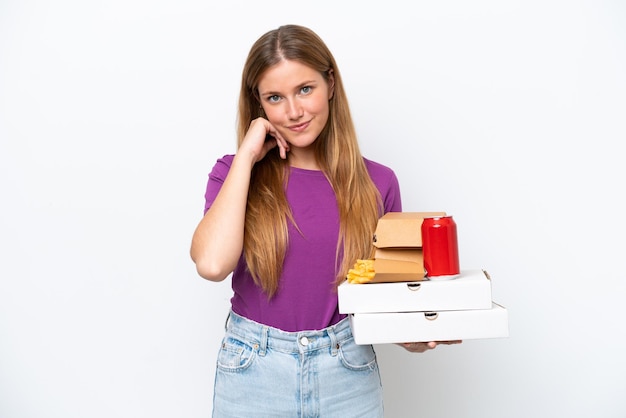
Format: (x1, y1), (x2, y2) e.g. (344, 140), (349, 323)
(260, 80), (318, 97)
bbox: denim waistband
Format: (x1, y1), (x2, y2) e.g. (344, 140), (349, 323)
(225, 310), (354, 356)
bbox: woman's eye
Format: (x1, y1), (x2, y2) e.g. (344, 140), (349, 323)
(300, 86), (312, 94)
(268, 95), (280, 103)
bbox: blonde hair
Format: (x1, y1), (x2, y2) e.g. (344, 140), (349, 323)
(238, 25), (382, 297)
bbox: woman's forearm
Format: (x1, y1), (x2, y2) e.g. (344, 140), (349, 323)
(190, 153), (255, 281)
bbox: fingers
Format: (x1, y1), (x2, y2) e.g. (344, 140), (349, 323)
(399, 340), (462, 353)
(245, 118), (289, 161)
(265, 124), (289, 159)
(399, 342), (435, 353)
(271, 132), (289, 159)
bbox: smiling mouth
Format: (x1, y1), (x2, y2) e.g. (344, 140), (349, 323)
(288, 120), (310, 132)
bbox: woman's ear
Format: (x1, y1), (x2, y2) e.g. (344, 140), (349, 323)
(327, 69), (335, 99)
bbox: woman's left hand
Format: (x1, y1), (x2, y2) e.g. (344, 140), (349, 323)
(398, 340), (462, 353)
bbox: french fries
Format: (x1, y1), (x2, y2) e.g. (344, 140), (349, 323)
(346, 259), (376, 284)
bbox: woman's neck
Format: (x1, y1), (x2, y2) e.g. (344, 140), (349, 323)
(287, 149), (319, 170)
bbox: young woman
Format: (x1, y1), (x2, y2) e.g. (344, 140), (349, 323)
(191, 24), (456, 417)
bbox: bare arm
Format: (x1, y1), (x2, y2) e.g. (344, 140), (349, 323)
(190, 118), (289, 281)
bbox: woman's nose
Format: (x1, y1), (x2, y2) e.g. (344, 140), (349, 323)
(286, 99), (304, 120)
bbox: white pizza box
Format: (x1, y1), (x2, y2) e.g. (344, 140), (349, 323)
(338, 269), (493, 314)
(349, 302), (509, 345)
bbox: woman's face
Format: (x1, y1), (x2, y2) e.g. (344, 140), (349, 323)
(257, 59), (334, 152)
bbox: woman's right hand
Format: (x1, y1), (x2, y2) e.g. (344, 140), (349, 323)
(190, 117), (290, 282)
(240, 117), (290, 163)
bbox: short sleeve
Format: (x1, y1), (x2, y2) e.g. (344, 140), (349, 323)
(203, 154), (235, 214)
(382, 170), (402, 213)
(363, 158), (402, 214)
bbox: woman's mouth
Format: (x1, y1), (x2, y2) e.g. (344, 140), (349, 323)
(288, 121), (310, 133)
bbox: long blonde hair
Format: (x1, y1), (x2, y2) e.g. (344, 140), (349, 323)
(238, 25), (382, 297)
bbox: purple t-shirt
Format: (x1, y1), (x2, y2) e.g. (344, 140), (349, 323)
(204, 155), (402, 332)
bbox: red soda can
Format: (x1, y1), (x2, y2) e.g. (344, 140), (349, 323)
(421, 215), (460, 279)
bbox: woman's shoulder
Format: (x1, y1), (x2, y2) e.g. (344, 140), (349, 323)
(363, 157), (397, 179)
(216, 154), (235, 166)
(363, 157), (402, 212)
(209, 154), (236, 175)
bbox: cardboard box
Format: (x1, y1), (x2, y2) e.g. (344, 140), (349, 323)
(373, 211), (446, 248)
(349, 302), (509, 344)
(371, 211), (446, 282)
(338, 269), (493, 314)
(372, 248), (424, 282)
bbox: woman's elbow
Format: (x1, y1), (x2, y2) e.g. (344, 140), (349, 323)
(191, 254), (232, 282)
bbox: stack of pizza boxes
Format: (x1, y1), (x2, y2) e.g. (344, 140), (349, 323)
(338, 212), (509, 344)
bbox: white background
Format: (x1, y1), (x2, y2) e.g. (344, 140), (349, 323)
(1, 1), (625, 417)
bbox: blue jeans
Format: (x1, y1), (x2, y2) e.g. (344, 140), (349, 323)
(212, 310), (384, 417)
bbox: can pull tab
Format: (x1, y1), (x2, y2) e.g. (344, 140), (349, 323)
(406, 283), (421, 292)
(424, 312), (439, 321)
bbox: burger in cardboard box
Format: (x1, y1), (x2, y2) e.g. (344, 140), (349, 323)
(371, 211), (446, 283)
